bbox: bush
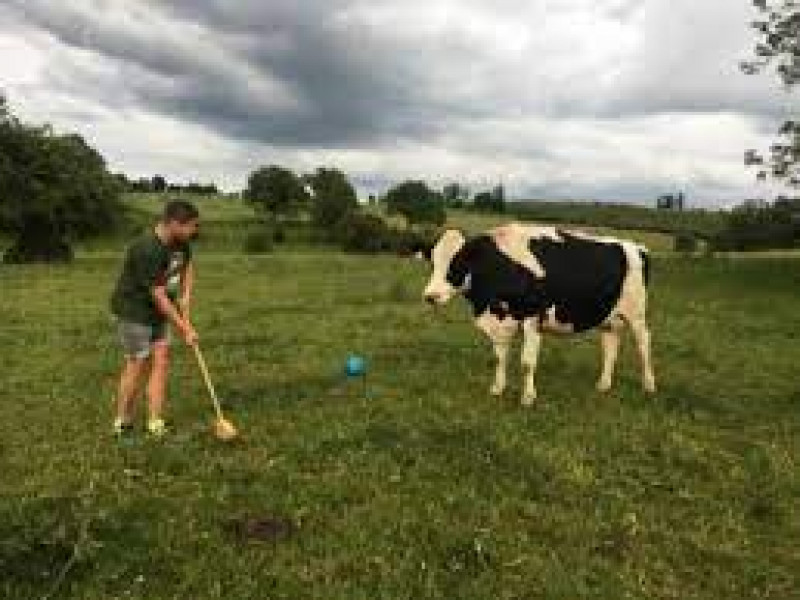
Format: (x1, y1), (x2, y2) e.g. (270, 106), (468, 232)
(335, 213), (392, 253)
(710, 222), (795, 252)
(674, 231), (699, 254)
(333, 212), (438, 255)
(243, 227), (275, 254)
(388, 228), (427, 256)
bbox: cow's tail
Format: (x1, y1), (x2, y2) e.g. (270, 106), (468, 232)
(639, 248), (651, 287)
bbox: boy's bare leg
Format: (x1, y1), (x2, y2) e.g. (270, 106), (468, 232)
(116, 356), (147, 425)
(147, 341), (170, 429)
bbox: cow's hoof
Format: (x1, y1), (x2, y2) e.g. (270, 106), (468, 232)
(520, 394), (537, 407)
(644, 382), (657, 394)
(490, 384), (505, 397)
(596, 379), (612, 393)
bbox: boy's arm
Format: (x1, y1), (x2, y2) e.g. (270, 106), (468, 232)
(152, 285), (197, 345)
(178, 261), (194, 315)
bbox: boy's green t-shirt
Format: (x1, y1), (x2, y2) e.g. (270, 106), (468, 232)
(111, 232), (193, 326)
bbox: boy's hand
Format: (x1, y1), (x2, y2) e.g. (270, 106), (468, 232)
(179, 321), (199, 346)
(178, 296), (191, 317)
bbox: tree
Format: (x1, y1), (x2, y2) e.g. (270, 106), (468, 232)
(442, 183), (470, 208)
(151, 174), (167, 193)
(741, 1), (800, 192)
(0, 98), (121, 263)
(492, 184), (507, 212)
(384, 180), (446, 226)
(473, 185), (506, 213)
(244, 165), (308, 223)
(306, 167), (358, 230)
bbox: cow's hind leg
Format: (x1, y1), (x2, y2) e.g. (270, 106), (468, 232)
(520, 319), (542, 405)
(628, 317), (656, 393)
(596, 316), (623, 392)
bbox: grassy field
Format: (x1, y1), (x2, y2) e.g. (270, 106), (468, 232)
(1, 240), (799, 599)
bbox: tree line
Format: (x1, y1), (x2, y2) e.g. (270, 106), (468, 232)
(119, 174), (219, 196)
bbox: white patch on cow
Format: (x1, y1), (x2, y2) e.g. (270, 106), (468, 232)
(489, 223), (554, 278)
(423, 229), (465, 305)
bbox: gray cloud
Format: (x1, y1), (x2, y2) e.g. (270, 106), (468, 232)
(0, 0), (791, 204)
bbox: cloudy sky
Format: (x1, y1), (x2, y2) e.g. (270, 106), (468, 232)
(0, 0), (793, 205)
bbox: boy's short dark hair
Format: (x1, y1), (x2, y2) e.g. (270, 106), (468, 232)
(162, 200), (200, 224)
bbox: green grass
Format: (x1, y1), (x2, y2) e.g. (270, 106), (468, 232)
(1, 246), (799, 599)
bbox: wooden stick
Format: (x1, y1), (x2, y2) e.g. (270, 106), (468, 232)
(192, 343), (225, 421)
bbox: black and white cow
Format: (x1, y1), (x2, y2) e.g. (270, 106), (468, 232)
(420, 223), (656, 404)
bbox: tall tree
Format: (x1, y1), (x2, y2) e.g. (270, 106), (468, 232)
(151, 174), (167, 193)
(384, 180), (446, 227)
(442, 183), (470, 207)
(741, 1), (800, 190)
(473, 186), (506, 213)
(244, 165), (308, 223)
(0, 97), (121, 263)
(306, 167), (358, 229)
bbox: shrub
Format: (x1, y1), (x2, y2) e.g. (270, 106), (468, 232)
(674, 231), (699, 254)
(332, 212), (440, 255)
(710, 222), (795, 252)
(335, 213), (392, 253)
(243, 227), (275, 254)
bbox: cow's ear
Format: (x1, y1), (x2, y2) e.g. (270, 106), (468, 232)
(411, 241), (434, 261)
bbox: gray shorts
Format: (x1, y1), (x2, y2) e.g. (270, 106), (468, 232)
(115, 320), (170, 359)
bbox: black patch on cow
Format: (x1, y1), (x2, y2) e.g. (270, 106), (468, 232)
(450, 232), (628, 333)
(528, 231), (627, 332)
(449, 236), (547, 320)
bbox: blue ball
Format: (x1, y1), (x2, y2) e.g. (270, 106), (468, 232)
(345, 354), (366, 377)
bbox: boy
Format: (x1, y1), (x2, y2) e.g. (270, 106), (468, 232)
(110, 200), (200, 438)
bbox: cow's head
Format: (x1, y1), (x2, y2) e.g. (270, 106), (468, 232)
(421, 229), (471, 305)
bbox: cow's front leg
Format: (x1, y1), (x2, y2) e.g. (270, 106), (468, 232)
(490, 341), (510, 397)
(476, 311), (518, 399)
(520, 319), (541, 405)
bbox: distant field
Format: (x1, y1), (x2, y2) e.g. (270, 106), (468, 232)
(124, 193), (253, 222)
(444, 210), (677, 253)
(509, 201), (727, 240)
(1, 246), (798, 599)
